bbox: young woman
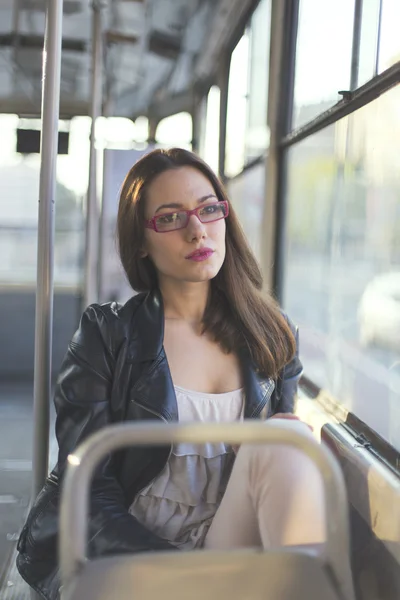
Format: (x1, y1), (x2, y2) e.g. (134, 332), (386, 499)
(17, 148), (324, 600)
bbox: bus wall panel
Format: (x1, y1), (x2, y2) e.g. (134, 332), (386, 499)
(322, 423), (400, 600)
(0, 288), (81, 381)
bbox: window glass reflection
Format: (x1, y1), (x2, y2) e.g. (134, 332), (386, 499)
(283, 85), (400, 449)
(225, 34), (250, 178)
(156, 112), (192, 150)
(245, 0), (271, 163)
(201, 86), (220, 175)
(379, 0), (400, 71)
(0, 115), (87, 287)
(293, 0), (355, 129)
(226, 162), (266, 261)
(225, 0), (271, 177)
(358, 0), (381, 86)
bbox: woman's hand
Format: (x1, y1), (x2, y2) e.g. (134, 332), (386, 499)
(269, 412), (313, 431)
(270, 412), (300, 421)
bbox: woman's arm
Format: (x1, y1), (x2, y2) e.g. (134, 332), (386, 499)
(54, 305), (176, 557)
(273, 317), (303, 415)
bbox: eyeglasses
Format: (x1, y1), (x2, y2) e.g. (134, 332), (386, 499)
(145, 200), (229, 233)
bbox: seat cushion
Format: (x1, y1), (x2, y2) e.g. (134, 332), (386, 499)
(63, 549), (342, 600)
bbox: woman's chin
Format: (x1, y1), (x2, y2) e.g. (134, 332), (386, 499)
(158, 259), (223, 286)
(171, 267), (220, 285)
(185, 262), (222, 281)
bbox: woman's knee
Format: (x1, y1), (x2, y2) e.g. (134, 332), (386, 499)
(238, 419), (319, 485)
(234, 420), (326, 546)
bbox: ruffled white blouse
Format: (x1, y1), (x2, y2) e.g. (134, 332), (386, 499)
(128, 385), (244, 550)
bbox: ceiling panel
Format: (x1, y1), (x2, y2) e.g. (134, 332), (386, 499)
(0, 0), (223, 119)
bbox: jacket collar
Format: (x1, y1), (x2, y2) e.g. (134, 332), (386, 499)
(127, 290), (165, 362)
(127, 289), (275, 421)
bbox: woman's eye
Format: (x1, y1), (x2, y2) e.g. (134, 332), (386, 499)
(158, 213), (180, 224)
(201, 204), (219, 215)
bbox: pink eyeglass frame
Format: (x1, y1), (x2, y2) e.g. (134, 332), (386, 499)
(145, 200), (229, 233)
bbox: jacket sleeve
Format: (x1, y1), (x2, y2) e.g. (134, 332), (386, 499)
(54, 305), (176, 557)
(273, 317), (303, 414)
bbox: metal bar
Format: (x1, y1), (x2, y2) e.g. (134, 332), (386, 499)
(148, 117), (158, 145)
(31, 1), (64, 598)
(261, 0), (299, 298)
(300, 377), (400, 477)
(83, 1), (104, 308)
(97, 96), (113, 304)
(350, 0), (363, 91)
(11, 0), (21, 59)
(272, 0), (299, 301)
(60, 422), (355, 600)
(32, 0), (63, 498)
(218, 53), (230, 181)
(341, 417), (400, 477)
(260, 0), (284, 292)
(281, 59), (400, 148)
(11, 0), (20, 32)
(190, 88), (203, 154)
(374, 0), (384, 77)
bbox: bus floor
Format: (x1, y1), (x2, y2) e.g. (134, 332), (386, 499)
(0, 381), (57, 598)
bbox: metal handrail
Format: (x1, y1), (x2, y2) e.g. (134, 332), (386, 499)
(60, 421), (354, 599)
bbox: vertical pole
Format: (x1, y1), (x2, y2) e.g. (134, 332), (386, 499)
(373, 0), (383, 77)
(83, 0), (104, 309)
(31, 1), (64, 598)
(148, 117), (159, 146)
(97, 96), (113, 304)
(32, 0), (63, 500)
(191, 87), (204, 154)
(262, 0), (299, 299)
(350, 0), (363, 91)
(218, 54), (230, 182)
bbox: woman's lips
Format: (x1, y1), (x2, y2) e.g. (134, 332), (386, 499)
(185, 248), (214, 262)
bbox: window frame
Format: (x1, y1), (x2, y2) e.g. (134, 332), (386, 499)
(266, 0), (400, 466)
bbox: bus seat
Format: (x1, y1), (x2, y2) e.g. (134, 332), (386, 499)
(62, 550), (344, 600)
(59, 422), (355, 600)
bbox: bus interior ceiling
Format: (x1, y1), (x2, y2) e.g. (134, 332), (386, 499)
(0, 0), (400, 599)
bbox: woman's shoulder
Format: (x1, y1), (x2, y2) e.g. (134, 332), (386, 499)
(83, 292), (147, 320)
(97, 292), (147, 320)
(73, 292), (148, 352)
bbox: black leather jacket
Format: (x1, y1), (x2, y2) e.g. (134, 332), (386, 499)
(16, 289), (302, 600)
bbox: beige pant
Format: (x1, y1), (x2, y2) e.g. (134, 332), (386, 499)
(204, 419), (326, 550)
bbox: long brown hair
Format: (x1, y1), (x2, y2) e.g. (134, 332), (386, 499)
(117, 148), (295, 378)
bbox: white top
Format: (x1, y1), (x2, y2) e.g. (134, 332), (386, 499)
(128, 385), (244, 550)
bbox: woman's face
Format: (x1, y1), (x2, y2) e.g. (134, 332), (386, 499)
(142, 166), (227, 287)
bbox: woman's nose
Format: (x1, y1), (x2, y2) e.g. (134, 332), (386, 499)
(185, 214), (207, 241)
